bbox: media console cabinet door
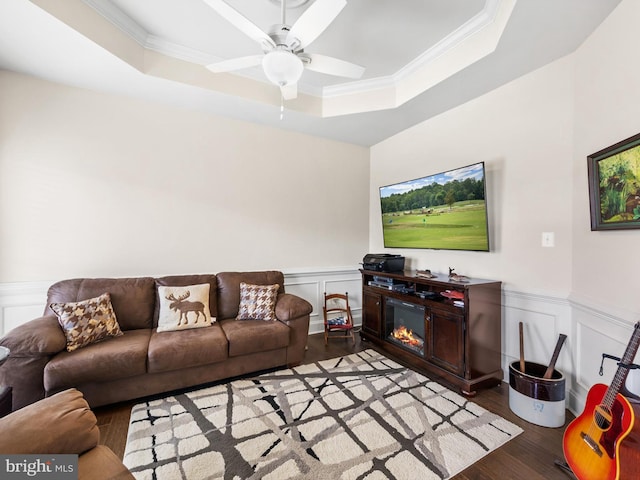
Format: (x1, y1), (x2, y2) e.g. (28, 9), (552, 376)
(427, 307), (465, 376)
(363, 290), (382, 337)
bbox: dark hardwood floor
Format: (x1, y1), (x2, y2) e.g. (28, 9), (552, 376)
(94, 332), (575, 479)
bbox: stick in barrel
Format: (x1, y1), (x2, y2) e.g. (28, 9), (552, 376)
(519, 322), (525, 373)
(543, 334), (567, 379)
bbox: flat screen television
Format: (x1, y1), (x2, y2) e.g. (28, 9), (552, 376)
(379, 162), (489, 251)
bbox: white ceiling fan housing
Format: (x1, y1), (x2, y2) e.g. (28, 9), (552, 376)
(203, 0), (365, 99)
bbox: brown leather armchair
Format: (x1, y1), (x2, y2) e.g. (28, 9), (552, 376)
(0, 388), (133, 480)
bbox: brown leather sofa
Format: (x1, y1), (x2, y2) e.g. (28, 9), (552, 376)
(0, 271), (312, 410)
(0, 388), (133, 479)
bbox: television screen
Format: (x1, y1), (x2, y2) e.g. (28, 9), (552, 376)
(379, 162), (489, 251)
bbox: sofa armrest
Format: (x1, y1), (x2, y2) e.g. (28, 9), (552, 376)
(1, 315), (67, 356)
(0, 388), (99, 454)
(0, 315), (67, 410)
(275, 293), (313, 323)
(275, 294), (312, 366)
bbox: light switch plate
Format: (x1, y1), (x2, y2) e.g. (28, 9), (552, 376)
(542, 232), (555, 247)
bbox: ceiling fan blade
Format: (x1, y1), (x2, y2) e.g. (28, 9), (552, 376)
(202, 0), (275, 49)
(305, 53), (365, 79)
(286, 0), (346, 49)
(206, 55), (264, 73)
(280, 83), (298, 100)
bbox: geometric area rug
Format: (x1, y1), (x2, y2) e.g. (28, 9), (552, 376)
(123, 349), (522, 480)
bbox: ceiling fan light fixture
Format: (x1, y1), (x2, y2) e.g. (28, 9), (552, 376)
(262, 49), (304, 87)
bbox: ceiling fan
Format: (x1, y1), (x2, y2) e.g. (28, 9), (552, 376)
(203, 0), (365, 100)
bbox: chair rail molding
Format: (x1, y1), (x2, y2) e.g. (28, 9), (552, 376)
(3, 274), (636, 417)
(282, 266), (362, 335)
(0, 281), (52, 337)
(501, 288), (573, 398)
(0, 268), (364, 338)
(568, 291), (640, 416)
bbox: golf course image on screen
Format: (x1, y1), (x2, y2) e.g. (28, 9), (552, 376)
(379, 162), (489, 251)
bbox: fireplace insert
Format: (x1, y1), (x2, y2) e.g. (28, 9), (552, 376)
(385, 298), (425, 356)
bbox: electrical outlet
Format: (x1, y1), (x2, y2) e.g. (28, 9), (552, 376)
(542, 232), (555, 247)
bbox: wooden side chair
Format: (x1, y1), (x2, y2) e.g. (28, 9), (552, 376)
(323, 292), (355, 345)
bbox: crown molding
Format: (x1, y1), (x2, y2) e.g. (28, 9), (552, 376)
(145, 35), (213, 65)
(395, 0), (501, 81)
(75, 0), (513, 116)
(81, 0), (323, 97)
(323, 0), (504, 99)
(81, 0), (508, 102)
(82, 0), (148, 45)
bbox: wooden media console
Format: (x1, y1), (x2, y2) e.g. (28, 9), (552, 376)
(360, 269), (503, 395)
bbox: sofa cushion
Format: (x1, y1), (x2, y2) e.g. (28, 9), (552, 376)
(154, 274), (217, 325)
(157, 283), (213, 332)
(44, 329), (150, 392)
(50, 293), (123, 352)
(47, 278), (155, 330)
(236, 282), (279, 321)
(147, 323), (228, 373)
(217, 271), (285, 320)
(219, 318), (290, 357)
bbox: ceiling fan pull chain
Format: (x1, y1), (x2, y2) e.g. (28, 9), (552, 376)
(280, 93), (285, 120)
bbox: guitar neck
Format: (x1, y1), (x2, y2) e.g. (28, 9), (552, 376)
(603, 322), (640, 408)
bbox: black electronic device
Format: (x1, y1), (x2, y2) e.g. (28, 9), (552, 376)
(372, 275), (394, 284)
(367, 281), (413, 293)
(362, 254), (405, 273)
(415, 291), (437, 299)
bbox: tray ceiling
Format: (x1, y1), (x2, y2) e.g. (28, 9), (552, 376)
(0, 0), (623, 145)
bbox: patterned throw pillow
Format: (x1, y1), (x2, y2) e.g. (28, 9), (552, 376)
(157, 283), (213, 332)
(236, 282), (279, 321)
(50, 293), (123, 352)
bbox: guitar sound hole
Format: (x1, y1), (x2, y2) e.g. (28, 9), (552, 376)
(594, 405), (612, 430)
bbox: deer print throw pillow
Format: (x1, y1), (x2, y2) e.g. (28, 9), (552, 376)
(157, 283), (213, 332)
(50, 293), (123, 352)
(236, 282), (279, 321)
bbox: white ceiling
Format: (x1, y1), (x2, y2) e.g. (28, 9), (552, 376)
(102, 0), (487, 92)
(0, 0), (623, 146)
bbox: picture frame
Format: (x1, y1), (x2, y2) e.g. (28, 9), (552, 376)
(588, 132), (640, 231)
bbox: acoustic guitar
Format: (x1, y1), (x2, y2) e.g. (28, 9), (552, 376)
(563, 322), (640, 480)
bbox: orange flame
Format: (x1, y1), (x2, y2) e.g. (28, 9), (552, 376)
(391, 325), (422, 347)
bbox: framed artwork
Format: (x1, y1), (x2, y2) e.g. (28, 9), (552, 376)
(588, 132), (640, 231)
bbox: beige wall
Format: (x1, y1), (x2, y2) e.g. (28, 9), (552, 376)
(370, 56), (575, 295)
(368, 49), (578, 399)
(2, 0), (639, 408)
(369, 0), (640, 409)
(371, 0), (640, 311)
(568, 0), (640, 401)
(0, 71), (369, 282)
(571, 0), (640, 318)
